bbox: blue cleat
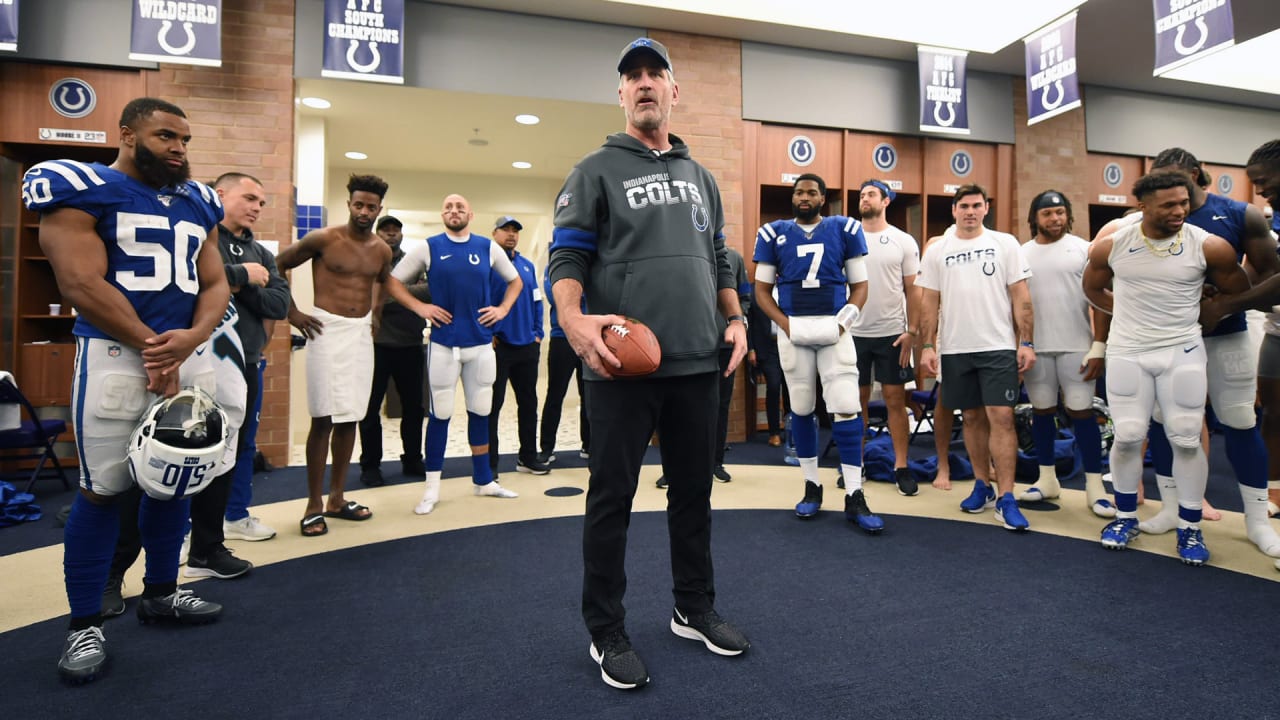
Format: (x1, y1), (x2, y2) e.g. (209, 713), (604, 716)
(994, 493), (1029, 531)
(795, 483), (822, 518)
(844, 489), (884, 533)
(960, 480), (996, 513)
(1176, 527), (1210, 566)
(1099, 518), (1140, 549)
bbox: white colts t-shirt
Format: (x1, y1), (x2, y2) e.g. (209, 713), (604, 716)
(1107, 221), (1209, 356)
(852, 224), (920, 338)
(1019, 234), (1092, 353)
(916, 229), (1030, 354)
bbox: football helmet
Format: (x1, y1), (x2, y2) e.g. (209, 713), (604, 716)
(127, 387), (229, 501)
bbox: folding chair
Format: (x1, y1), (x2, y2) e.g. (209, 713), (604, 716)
(0, 376), (72, 494)
(909, 382), (962, 445)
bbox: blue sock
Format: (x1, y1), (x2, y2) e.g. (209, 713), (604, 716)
(791, 413), (819, 458)
(63, 494), (121, 621)
(471, 454), (493, 485)
(831, 417), (864, 467)
(1032, 413), (1057, 467)
(1072, 416), (1103, 474)
(425, 415), (450, 472)
(467, 411), (489, 447)
(1223, 426), (1268, 489)
(1147, 421), (1174, 476)
(139, 494), (191, 592)
(1179, 504), (1202, 525)
(1115, 491), (1139, 513)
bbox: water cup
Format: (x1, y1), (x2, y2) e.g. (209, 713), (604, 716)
(49, 303), (62, 315)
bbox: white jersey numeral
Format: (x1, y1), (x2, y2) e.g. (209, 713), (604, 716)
(797, 243), (824, 289)
(114, 213), (203, 293)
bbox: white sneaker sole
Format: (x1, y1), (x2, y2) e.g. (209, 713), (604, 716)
(669, 619), (745, 656)
(588, 643), (646, 690)
(223, 527), (276, 542)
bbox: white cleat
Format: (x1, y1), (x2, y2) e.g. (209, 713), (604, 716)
(475, 481), (518, 498)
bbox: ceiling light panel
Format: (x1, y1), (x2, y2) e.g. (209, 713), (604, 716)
(515, 114), (541, 125)
(300, 97), (331, 109)
(345, 151), (368, 160)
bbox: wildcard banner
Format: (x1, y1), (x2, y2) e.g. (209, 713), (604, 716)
(918, 46), (969, 135)
(322, 0), (405, 84)
(129, 0), (222, 66)
(1152, 0), (1234, 75)
(1024, 12), (1081, 126)
(0, 0), (17, 53)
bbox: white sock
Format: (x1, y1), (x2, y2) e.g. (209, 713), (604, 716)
(840, 464), (863, 494)
(1241, 483), (1280, 557)
(1084, 471), (1106, 504)
(1020, 466), (1061, 500)
(415, 476), (441, 515)
(1139, 475), (1179, 534)
(799, 457), (820, 485)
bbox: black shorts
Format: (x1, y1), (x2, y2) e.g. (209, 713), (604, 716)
(940, 350), (1019, 410)
(853, 334), (913, 387)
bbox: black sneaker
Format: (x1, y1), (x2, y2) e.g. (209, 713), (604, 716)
(713, 466), (732, 483)
(589, 629), (649, 690)
(895, 467), (919, 497)
(401, 455), (426, 477)
(795, 482), (822, 518)
(58, 626), (107, 684)
(655, 475), (668, 489)
(836, 473), (845, 490)
(360, 466), (386, 487)
(537, 451), (555, 465)
(102, 575), (125, 618)
(184, 547), (253, 580)
(670, 608), (750, 656)
(137, 588), (222, 625)
(516, 457), (551, 475)
(844, 489), (885, 534)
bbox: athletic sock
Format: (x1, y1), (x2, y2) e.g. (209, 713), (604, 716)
(63, 494), (121, 621)
(1240, 482), (1280, 556)
(1032, 413), (1057, 466)
(1223, 426), (1268, 489)
(139, 494), (191, 587)
(1072, 416), (1104, 474)
(840, 464), (863, 494)
(1139, 475), (1180, 534)
(831, 417), (864, 493)
(1084, 471), (1111, 512)
(471, 454), (494, 486)
(424, 416), (450, 472)
(1021, 464), (1061, 500)
(799, 457), (820, 485)
(791, 413), (819, 458)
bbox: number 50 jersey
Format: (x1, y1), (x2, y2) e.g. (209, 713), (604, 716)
(22, 160), (224, 340)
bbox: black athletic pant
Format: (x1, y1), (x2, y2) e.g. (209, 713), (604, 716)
(188, 354), (259, 560)
(756, 337), (787, 435)
(489, 339), (540, 469)
(541, 335), (590, 455)
(582, 372), (718, 638)
(714, 347), (735, 467)
(359, 344), (425, 469)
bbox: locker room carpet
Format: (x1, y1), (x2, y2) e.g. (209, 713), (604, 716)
(1, 435), (1278, 718)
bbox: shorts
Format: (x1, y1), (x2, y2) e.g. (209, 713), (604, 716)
(853, 334), (912, 387)
(939, 350), (1018, 410)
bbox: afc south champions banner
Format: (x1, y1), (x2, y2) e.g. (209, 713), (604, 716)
(1024, 12), (1081, 126)
(0, 0), (18, 53)
(918, 46), (969, 135)
(1152, 0), (1234, 75)
(322, 0), (404, 84)
(129, 0), (222, 66)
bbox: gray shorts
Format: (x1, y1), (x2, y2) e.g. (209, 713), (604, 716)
(940, 350), (1019, 410)
(853, 334), (912, 387)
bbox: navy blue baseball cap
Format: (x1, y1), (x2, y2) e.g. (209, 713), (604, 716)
(617, 37), (672, 74)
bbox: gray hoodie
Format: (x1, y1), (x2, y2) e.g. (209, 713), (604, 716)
(549, 132), (733, 379)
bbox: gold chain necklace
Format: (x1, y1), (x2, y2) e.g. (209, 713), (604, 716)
(1140, 227), (1183, 258)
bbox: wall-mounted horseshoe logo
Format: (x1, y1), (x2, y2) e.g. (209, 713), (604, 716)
(950, 150), (973, 178)
(788, 136), (815, 167)
(1174, 17), (1209, 56)
(158, 20), (197, 56)
(347, 40), (381, 73)
(933, 101), (956, 128)
(1041, 80), (1065, 110)
(49, 78), (97, 119)
(872, 143), (897, 172)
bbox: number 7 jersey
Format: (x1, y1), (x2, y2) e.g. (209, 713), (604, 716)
(22, 159), (224, 340)
(753, 215), (868, 316)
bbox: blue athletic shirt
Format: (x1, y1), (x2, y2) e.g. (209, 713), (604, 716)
(422, 233), (499, 348)
(21, 160), (223, 340)
(753, 215), (868, 316)
(490, 251), (543, 346)
(1190, 193), (1249, 337)
(544, 266), (586, 339)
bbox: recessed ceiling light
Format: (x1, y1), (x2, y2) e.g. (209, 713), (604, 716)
(345, 151), (368, 160)
(512, 161), (532, 169)
(515, 114), (541, 125)
(301, 97), (331, 109)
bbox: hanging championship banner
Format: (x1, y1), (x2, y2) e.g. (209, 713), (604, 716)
(129, 0), (222, 66)
(322, 0), (405, 84)
(0, 0), (19, 53)
(1152, 0), (1234, 75)
(1024, 12), (1081, 126)
(918, 46), (969, 135)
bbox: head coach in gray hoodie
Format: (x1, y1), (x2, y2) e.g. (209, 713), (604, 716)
(547, 37), (751, 691)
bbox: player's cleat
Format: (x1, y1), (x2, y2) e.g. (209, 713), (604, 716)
(894, 467), (919, 497)
(184, 547), (252, 579)
(670, 608), (751, 656)
(844, 489), (884, 533)
(589, 629), (649, 690)
(1090, 498), (1118, 518)
(960, 480), (997, 513)
(655, 475), (668, 489)
(994, 493), (1030, 531)
(516, 457), (550, 475)
(102, 575), (126, 619)
(223, 515), (276, 542)
(1099, 518), (1140, 549)
(795, 483), (823, 518)
(137, 588), (222, 625)
(58, 626), (107, 684)
(713, 466), (732, 483)
(359, 466), (385, 487)
(475, 480), (518, 498)
(1176, 527), (1210, 566)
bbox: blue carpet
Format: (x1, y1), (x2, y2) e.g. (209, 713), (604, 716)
(1, 510), (1276, 718)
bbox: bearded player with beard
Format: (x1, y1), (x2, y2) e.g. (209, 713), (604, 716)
(23, 97), (230, 683)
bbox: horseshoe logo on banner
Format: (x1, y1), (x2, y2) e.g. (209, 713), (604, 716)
(1041, 80), (1065, 110)
(933, 101), (956, 128)
(158, 21), (197, 56)
(347, 40), (381, 73)
(1174, 17), (1209, 56)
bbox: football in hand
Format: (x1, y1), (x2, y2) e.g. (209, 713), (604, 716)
(601, 318), (661, 377)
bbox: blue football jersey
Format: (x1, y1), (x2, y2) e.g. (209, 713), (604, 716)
(21, 160), (223, 339)
(425, 233), (497, 348)
(1189, 193), (1249, 337)
(753, 215), (868, 316)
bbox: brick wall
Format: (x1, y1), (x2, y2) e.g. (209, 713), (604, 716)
(1012, 82), (1091, 239)
(144, 0), (296, 465)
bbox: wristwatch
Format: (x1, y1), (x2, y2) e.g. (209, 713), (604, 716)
(727, 314), (748, 330)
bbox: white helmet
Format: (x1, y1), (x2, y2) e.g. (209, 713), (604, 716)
(127, 387), (229, 501)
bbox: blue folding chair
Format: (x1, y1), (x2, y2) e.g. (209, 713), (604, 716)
(0, 376), (71, 494)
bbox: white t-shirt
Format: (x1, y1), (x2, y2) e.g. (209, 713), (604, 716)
(916, 229), (1030, 354)
(1106, 221), (1208, 355)
(1019, 234), (1092, 353)
(852, 224), (920, 338)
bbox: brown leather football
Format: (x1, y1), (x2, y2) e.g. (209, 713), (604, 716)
(601, 318), (661, 377)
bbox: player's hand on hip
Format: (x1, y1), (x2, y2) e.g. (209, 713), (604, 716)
(563, 313), (625, 379)
(724, 322), (748, 376)
(141, 328), (204, 373)
(1017, 345), (1036, 373)
(477, 305), (508, 327)
(417, 303), (452, 327)
(1080, 356), (1104, 382)
(289, 308), (324, 339)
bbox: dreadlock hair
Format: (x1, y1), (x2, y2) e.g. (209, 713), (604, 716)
(1152, 147), (1209, 189)
(1247, 140), (1280, 168)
